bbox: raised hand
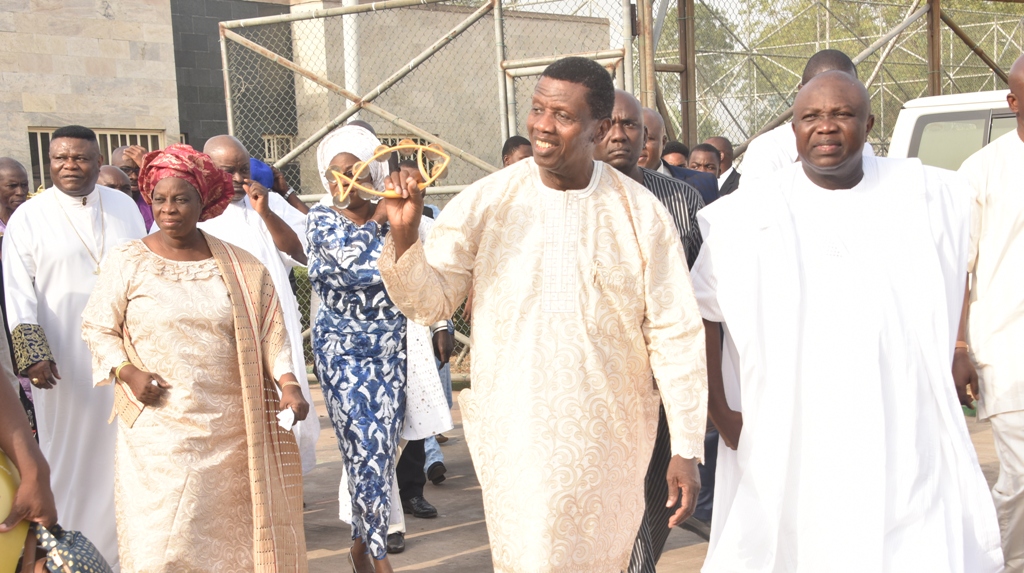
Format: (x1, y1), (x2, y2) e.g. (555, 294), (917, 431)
(382, 171), (424, 259)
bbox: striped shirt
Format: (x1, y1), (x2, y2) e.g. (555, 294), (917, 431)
(628, 169), (707, 573)
(640, 167), (705, 267)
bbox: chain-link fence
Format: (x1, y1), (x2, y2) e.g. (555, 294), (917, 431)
(223, 0), (1022, 382)
(651, 0), (1023, 156)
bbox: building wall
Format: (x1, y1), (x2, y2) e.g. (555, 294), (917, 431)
(0, 0), (180, 189)
(171, 0), (292, 153)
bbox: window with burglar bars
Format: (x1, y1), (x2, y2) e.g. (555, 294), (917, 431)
(27, 128), (163, 193)
(262, 134), (295, 164)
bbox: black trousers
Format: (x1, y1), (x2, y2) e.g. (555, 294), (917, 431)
(628, 406), (676, 573)
(397, 438), (426, 502)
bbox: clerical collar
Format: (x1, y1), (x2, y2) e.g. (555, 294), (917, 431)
(54, 186), (99, 207)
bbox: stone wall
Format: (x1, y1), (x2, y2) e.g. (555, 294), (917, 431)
(0, 0), (180, 187)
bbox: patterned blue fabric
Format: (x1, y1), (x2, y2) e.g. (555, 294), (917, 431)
(306, 205), (406, 560)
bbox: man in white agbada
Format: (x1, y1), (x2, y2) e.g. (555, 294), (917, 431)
(197, 135), (319, 473)
(954, 54), (1024, 573)
(740, 50), (874, 182)
(693, 71), (1003, 572)
(3, 125), (147, 569)
(378, 57), (708, 573)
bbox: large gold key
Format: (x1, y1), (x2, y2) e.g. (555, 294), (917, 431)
(328, 139), (450, 209)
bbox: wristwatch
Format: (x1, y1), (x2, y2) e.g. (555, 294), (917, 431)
(283, 188), (296, 200)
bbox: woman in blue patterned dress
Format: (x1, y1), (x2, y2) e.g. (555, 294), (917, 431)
(307, 125), (404, 573)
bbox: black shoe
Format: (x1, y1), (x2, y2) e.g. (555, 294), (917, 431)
(386, 532), (405, 554)
(427, 461), (447, 485)
(680, 515), (711, 541)
(403, 495), (438, 518)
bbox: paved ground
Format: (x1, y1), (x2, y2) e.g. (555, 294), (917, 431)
(304, 390), (1001, 572)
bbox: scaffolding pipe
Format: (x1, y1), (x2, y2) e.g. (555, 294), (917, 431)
(506, 58), (622, 77)
(222, 28), (499, 173)
(941, 10), (1009, 85)
(506, 73), (518, 136)
(927, 0), (942, 95)
(734, 3), (931, 157)
(218, 25), (235, 135)
(502, 49), (624, 70)
(221, 0), (451, 28)
(622, 0), (634, 93)
(494, 0), (509, 141)
(638, 0), (657, 107)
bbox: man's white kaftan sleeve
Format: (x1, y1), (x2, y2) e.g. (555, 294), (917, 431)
(1, 215), (53, 375)
(379, 184), (488, 326)
(691, 214), (724, 323)
(638, 196), (708, 461)
(269, 193), (308, 269)
(958, 152), (986, 274)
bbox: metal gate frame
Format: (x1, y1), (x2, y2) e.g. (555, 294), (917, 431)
(219, 0), (639, 185)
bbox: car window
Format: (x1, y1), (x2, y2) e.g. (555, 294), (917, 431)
(910, 111), (988, 170)
(990, 115), (1016, 143)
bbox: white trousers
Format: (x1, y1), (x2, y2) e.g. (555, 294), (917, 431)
(990, 409), (1024, 573)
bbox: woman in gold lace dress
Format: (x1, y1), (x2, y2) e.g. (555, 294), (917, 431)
(81, 144), (310, 573)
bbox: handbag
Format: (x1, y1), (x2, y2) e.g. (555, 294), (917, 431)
(108, 326), (148, 429)
(29, 524), (113, 573)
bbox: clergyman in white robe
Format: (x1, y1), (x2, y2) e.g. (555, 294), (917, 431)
(3, 184), (146, 568)
(691, 155), (1003, 572)
(198, 192), (320, 473)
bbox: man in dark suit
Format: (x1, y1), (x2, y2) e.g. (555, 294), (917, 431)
(706, 136), (741, 196)
(639, 108), (719, 205)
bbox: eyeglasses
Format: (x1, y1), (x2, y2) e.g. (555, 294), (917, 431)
(119, 166), (140, 176)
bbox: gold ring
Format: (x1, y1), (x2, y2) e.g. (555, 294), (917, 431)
(31, 378), (39, 384)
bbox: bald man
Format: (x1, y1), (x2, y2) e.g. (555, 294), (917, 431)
(638, 108), (719, 205)
(692, 71), (1003, 571)
(96, 165), (131, 197)
(956, 54), (1024, 573)
(199, 135), (320, 474)
(0, 158), (29, 235)
(739, 49), (875, 182)
(594, 89), (708, 573)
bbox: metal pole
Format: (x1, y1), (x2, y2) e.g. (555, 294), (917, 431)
(653, 0), (671, 46)
(940, 10), (1009, 85)
(223, 28), (499, 173)
(622, 0), (634, 93)
(502, 49), (625, 70)
(927, 0), (942, 96)
(734, 3), (931, 157)
(678, 0), (697, 144)
(355, 105), (501, 173)
(218, 24), (235, 135)
(638, 0), (657, 107)
(505, 73), (518, 136)
(221, 0), (450, 28)
(494, 0), (509, 142)
(506, 58), (623, 77)
(864, 0), (921, 89)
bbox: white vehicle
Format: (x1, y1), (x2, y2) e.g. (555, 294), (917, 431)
(887, 89), (1014, 170)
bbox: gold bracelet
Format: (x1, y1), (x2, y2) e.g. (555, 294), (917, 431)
(114, 361), (133, 381)
(280, 380), (301, 389)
